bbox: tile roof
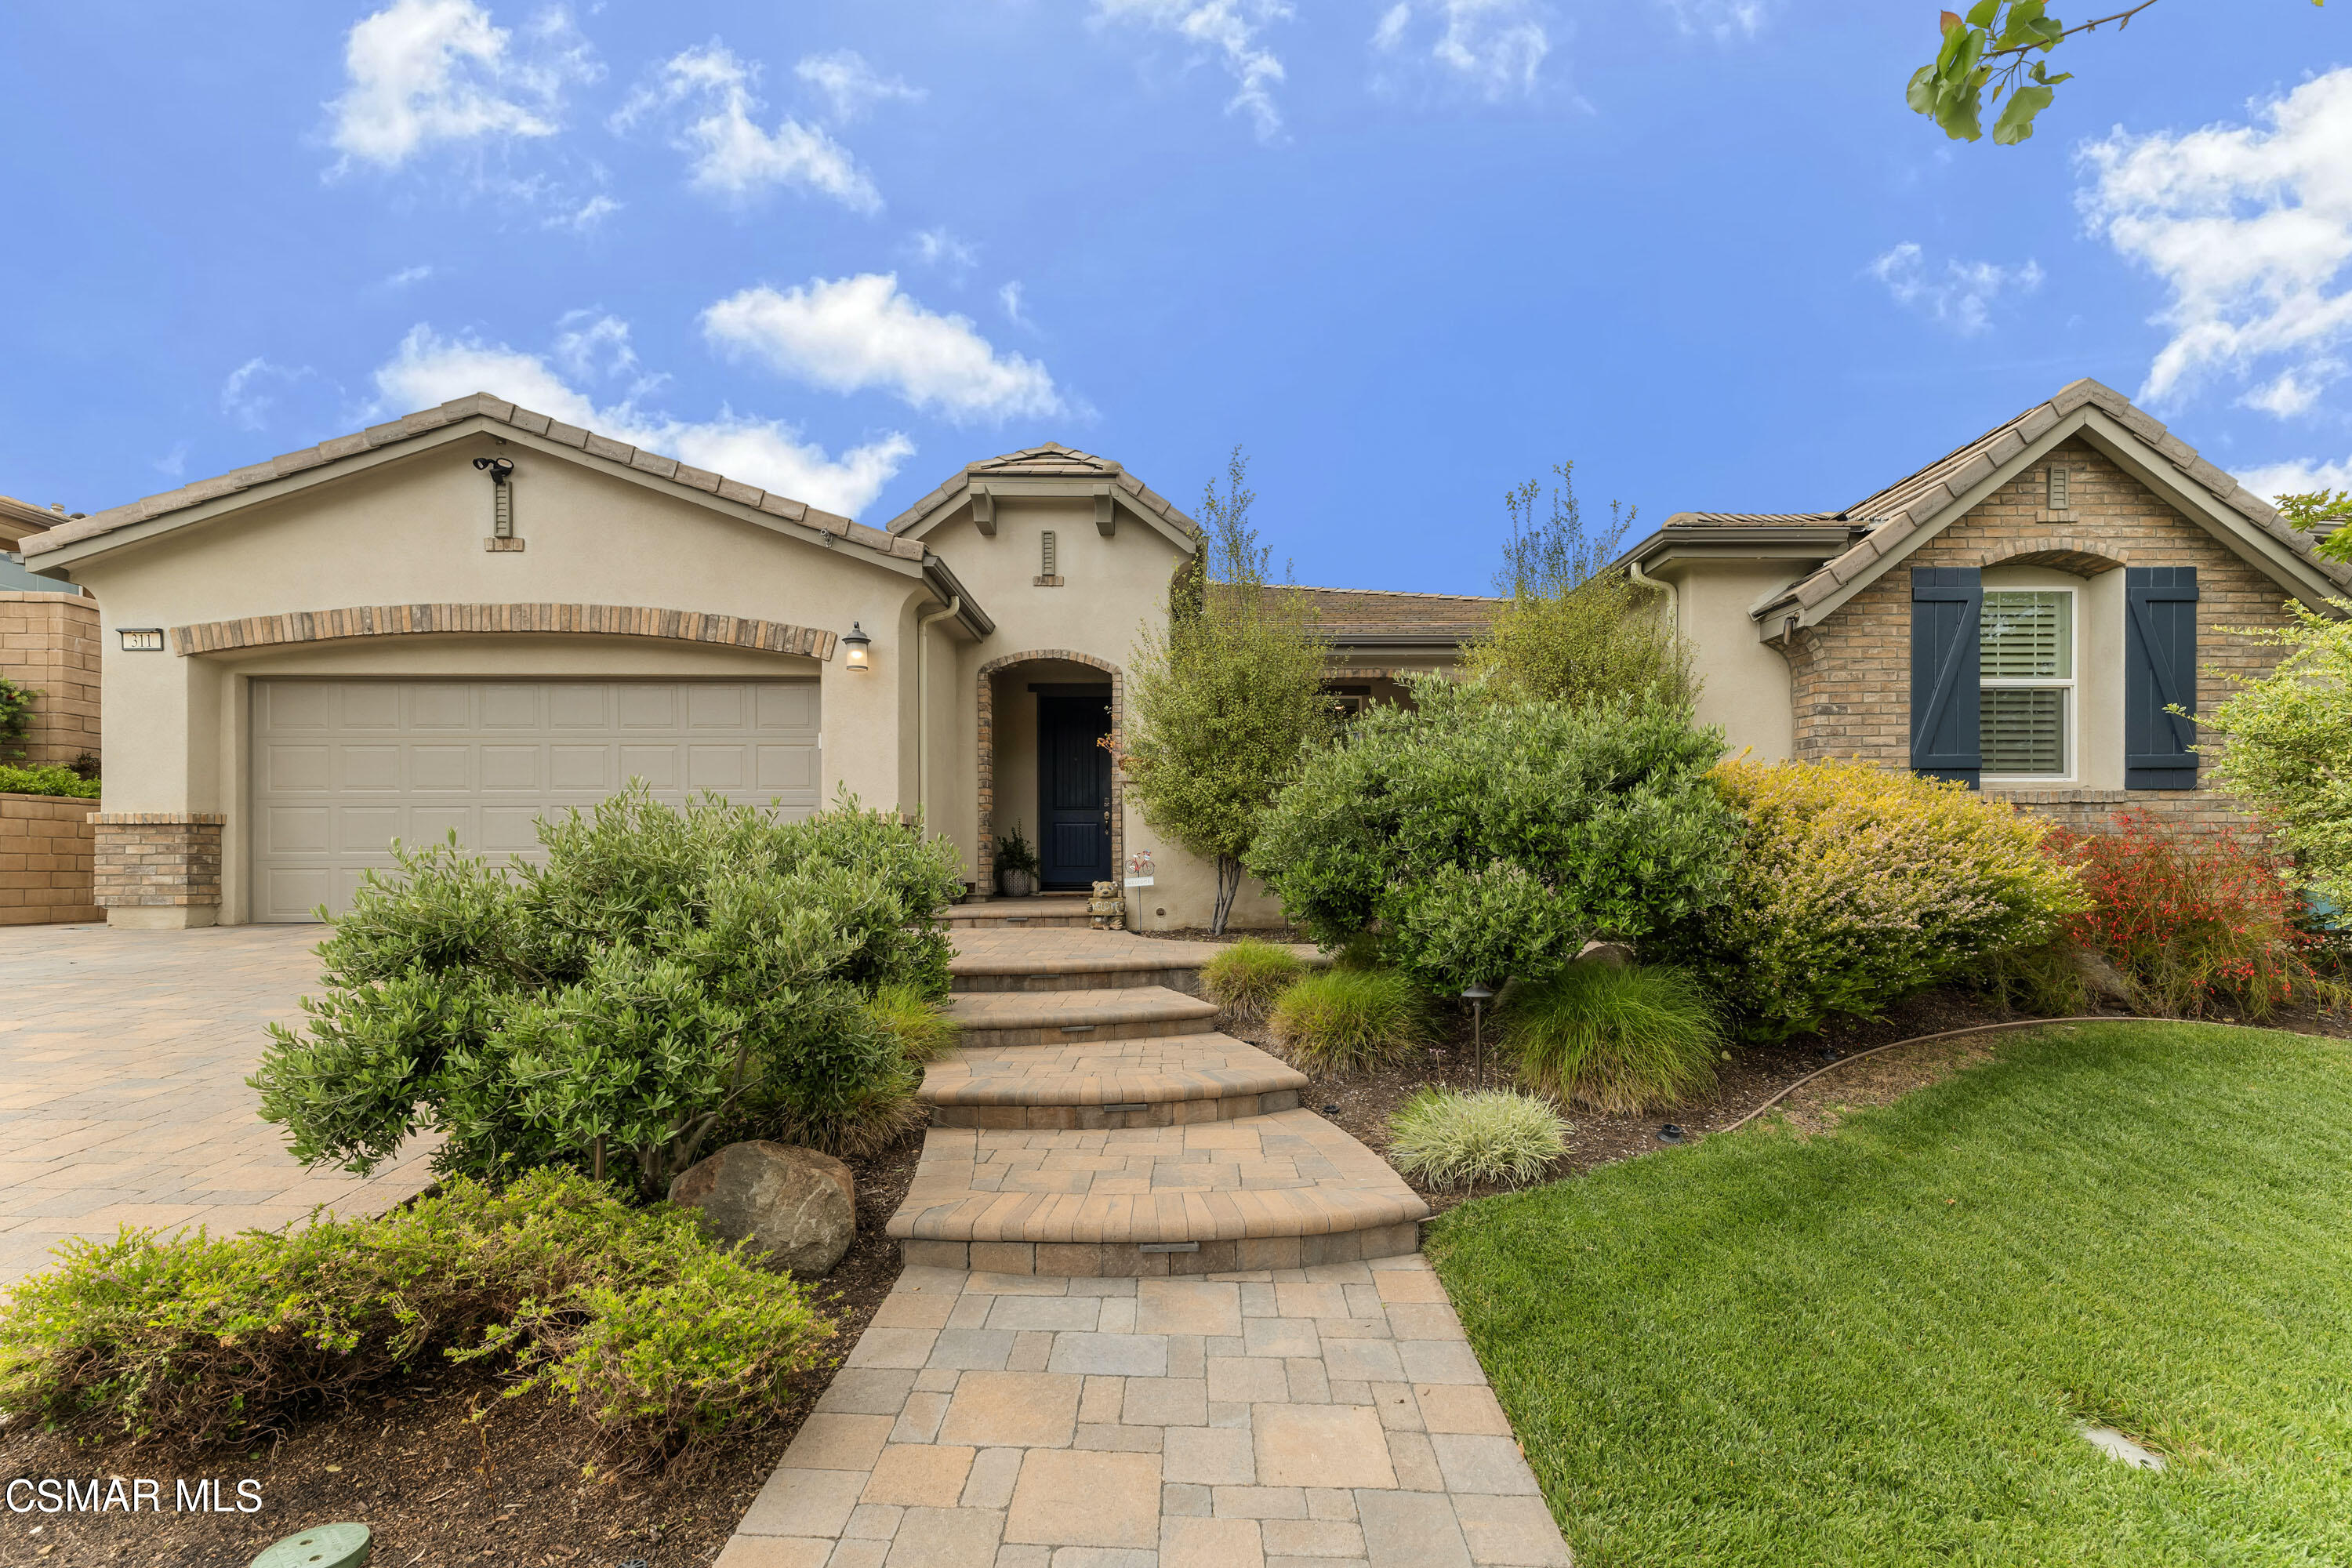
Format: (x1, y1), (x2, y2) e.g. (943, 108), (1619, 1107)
(22, 394), (925, 564)
(885, 442), (1200, 542)
(1740, 377), (2352, 619)
(1211, 583), (1503, 643)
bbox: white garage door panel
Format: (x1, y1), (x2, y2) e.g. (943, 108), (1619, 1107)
(252, 679), (822, 923)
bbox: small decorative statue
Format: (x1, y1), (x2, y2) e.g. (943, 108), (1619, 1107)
(1088, 879), (1123, 930)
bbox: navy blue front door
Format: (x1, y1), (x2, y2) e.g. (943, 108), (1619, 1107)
(1036, 687), (1112, 889)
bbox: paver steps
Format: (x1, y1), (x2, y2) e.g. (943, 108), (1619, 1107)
(942, 893), (1094, 930)
(895, 925), (1431, 1276)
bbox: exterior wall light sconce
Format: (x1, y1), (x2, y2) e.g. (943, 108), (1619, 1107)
(843, 622), (873, 670)
(118, 628), (165, 652)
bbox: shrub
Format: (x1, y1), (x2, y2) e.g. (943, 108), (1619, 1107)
(0, 676), (31, 761)
(0, 762), (100, 798)
(1267, 967), (1432, 1071)
(1386, 1088), (1568, 1189)
(0, 1168), (834, 1468)
(1461, 461), (1693, 710)
(1247, 678), (1738, 994)
(995, 819), (1039, 877)
(1201, 937), (1305, 1021)
(2197, 597), (2352, 913)
(1501, 961), (1725, 1113)
(1657, 759), (2086, 1042)
(2046, 811), (2334, 1020)
(251, 784), (962, 1198)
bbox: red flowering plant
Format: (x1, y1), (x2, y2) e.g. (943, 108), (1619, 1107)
(2044, 811), (2339, 1020)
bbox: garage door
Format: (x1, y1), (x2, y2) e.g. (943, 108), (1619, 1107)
(251, 679), (821, 921)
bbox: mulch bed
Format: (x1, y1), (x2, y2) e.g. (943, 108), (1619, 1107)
(0, 1134), (924, 1568)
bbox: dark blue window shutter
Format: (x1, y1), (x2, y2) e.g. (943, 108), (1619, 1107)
(2125, 566), (2198, 790)
(1911, 567), (1982, 786)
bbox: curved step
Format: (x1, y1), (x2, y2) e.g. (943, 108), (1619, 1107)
(922, 1034), (1308, 1130)
(943, 895), (1094, 930)
(945, 986), (1218, 1047)
(949, 928), (1211, 995)
(887, 1109), (1431, 1277)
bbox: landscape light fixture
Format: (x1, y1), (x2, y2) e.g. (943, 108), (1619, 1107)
(1460, 982), (1496, 1089)
(843, 622), (872, 670)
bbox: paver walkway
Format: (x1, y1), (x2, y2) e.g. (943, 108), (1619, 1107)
(0, 923), (436, 1287)
(719, 909), (1573, 1566)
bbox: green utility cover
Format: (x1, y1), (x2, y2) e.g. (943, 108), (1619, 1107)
(250, 1521), (371, 1568)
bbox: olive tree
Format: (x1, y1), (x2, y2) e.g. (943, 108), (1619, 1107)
(1117, 448), (1331, 935)
(2198, 597), (2352, 911)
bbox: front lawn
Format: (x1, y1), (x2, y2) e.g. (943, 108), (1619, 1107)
(1428, 1022), (2352, 1566)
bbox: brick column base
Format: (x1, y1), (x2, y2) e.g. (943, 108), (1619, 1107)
(90, 813), (226, 929)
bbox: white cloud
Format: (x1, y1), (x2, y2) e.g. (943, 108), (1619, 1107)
(384, 263), (436, 288)
(909, 227), (981, 271)
(2081, 67), (2352, 416)
(1867, 241), (2044, 335)
(1370, 1), (1548, 100)
(702, 274), (1064, 423)
(615, 42), (880, 212)
(793, 49), (923, 122)
(220, 358), (317, 430)
(546, 192), (621, 230)
(327, 0), (598, 173)
(1657, 0), (1764, 42)
(2237, 453), (2352, 502)
(153, 443), (190, 480)
(1093, 0), (1292, 140)
(1000, 281), (1031, 328)
(371, 321), (914, 516)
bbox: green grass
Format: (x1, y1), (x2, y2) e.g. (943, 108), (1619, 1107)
(1427, 1022), (2352, 1566)
(1501, 961), (1725, 1113)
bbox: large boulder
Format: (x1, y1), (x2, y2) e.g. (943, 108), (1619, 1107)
(669, 1141), (856, 1276)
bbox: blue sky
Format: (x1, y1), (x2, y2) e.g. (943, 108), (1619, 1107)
(2, 2), (2346, 595)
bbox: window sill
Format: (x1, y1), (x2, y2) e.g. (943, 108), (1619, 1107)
(1033, 575), (1064, 587)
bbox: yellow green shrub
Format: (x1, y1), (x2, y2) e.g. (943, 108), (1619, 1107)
(1661, 758), (2086, 1041)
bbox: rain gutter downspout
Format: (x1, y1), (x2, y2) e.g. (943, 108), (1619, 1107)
(1627, 557), (1673, 633)
(914, 594), (962, 830)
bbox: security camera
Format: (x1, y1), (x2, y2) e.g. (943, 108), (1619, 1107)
(472, 456), (515, 481)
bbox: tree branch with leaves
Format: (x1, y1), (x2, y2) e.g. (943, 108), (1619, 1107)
(1908, 1), (2326, 147)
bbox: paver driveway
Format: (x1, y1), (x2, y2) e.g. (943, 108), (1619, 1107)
(0, 923), (436, 1287)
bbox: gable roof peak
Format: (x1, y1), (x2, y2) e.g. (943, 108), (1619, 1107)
(24, 391), (931, 567)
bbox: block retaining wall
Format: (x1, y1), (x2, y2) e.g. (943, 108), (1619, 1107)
(0, 792), (101, 925)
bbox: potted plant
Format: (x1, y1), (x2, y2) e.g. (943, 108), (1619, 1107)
(996, 821), (1040, 898)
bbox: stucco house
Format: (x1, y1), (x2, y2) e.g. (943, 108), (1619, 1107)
(1620, 377), (2351, 833)
(19, 397), (1488, 929)
(20, 374), (2343, 932)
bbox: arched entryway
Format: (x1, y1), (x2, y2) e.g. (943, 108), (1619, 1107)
(975, 649), (1125, 894)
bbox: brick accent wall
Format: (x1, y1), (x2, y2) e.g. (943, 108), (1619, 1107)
(1779, 437), (2303, 834)
(0, 793), (101, 925)
(90, 813), (225, 909)
(0, 590), (100, 769)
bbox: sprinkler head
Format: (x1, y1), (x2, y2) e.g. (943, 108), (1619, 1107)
(1657, 1124), (1687, 1144)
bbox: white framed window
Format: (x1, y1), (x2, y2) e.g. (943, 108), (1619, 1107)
(1980, 587), (2074, 779)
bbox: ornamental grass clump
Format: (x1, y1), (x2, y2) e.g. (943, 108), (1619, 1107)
(1660, 758), (2087, 1042)
(1386, 1088), (1568, 1190)
(1502, 962), (1724, 1113)
(1201, 937), (1305, 1022)
(0, 1168), (834, 1469)
(2046, 811), (2336, 1020)
(1268, 967), (1432, 1072)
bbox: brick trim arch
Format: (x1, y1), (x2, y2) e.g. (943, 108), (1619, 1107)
(1959, 535), (2129, 575)
(168, 603), (837, 659)
(977, 648), (1124, 894)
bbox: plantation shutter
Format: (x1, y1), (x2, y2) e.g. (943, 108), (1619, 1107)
(1911, 566), (1982, 786)
(2125, 566), (2198, 790)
